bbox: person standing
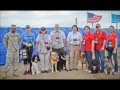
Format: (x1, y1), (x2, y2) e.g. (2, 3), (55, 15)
(21, 25), (35, 75)
(82, 26), (94, 73)
(36, 27), (52, 73)
(3, 25), (20, 78)
(106, 26), (119, 74)
(50, 24), (66, 71)
(94, 24), (106, 73)
(67, 25), (82, 71)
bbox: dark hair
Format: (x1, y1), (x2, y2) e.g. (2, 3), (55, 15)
(72, 25), (78, 31)
(84, 26), (90, 30)
(39, 30), (47, 34)
(109, 26), (114, 29)
(32, 54), (40, 62)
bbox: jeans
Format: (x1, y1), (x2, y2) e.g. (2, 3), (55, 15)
(95, 50), (105, 71)
(84, 51), (92, 71)
(107, 49), (118, 72)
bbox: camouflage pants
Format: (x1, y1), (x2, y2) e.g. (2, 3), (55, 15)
(3, 50), (19, 72)
(39, 50), (50, 71)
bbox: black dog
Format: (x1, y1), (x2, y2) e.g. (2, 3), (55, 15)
(91, 59), (99, 74)
(57, 51), (68, 71)
(60, 51), (68, 71)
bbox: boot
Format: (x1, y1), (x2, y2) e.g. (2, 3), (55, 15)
(2, 72), (7, 79)
(13, 71), (19, 77)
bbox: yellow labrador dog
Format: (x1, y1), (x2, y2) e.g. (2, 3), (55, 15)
(50, 52), (58, 73)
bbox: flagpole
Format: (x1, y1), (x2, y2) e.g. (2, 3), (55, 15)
(116, 22), (118, 33)
(111, 12), (112, 25)
(75, 17), (77, 26)
(92, 23), (94, 28)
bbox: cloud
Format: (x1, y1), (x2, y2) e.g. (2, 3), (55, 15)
(0, 11), (120, 29)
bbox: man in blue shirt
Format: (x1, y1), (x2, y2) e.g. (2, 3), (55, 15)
(21, 25), (35, 75)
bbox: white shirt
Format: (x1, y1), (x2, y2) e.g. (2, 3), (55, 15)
(50, 30), (66, 39)
(50, 30), (66, 48)
(67, 31), (82, 45)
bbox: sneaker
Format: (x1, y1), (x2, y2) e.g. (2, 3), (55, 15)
(45, 70), (49, 73)
(23, 71), (27, 75)
(88, 70), (91, 73)
(100, 70), (104, 73)
(28, 70), (32, 74)
(69, 69), (72, 71)
(85, 69), (88, 72)
(74, 68), (78, 70)
(113, 72), (119, 75)
(65, 69), (68, 71)
(41, 71), (45, 73)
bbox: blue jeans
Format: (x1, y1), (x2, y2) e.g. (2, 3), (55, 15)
(107, 49), (118, 72)
(84, 51), (92, 71)
(95, 50), (105, 71)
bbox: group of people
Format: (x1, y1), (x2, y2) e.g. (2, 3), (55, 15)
(1, 23), (119, 79)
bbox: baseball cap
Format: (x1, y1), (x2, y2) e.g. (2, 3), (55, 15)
(11, 25), (16, 29)
(41, 27), (46, 31)
(26, 25), (30, 28)
(96, 23), (101, 28)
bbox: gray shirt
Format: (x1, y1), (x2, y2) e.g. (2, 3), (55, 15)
(50, 30), (66, 49)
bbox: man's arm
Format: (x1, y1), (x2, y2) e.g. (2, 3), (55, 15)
(101, 32), (106, 50)
(36, 35), (39, 53)
(3, 33), (9, 48)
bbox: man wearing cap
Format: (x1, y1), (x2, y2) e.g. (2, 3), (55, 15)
(94, 23), (106, 73)
(36, 27), (52, 73)
(3, 25), (20, 78)
(21, 25), (35, 75)
(50, 24), (66, 72)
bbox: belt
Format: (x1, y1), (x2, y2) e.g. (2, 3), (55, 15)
(70, 44), (79, 46)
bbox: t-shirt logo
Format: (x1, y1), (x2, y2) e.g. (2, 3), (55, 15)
(95, 38), (98, 43)
(44, 40), (48, 44)
(73, 38), (77, 44)
(83, 40), (86, 45)
(56, 36), (59, 42)
(109, 42), (112, 47)
(28, 41), (32, 46)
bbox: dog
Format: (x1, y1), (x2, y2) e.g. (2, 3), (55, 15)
(80, 52), (88, 70)
(31, 54), (40, 75)
(91, 59), (99, 74)
(50, 52), (58, 73)
(59, 51), (68, 71)
(104, 57), (114, 75)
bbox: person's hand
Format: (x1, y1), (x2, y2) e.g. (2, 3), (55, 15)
(113, 48), (117, 54)
(68, 47), (71, 52)
(101, 47), (104, 50)
(64, 47), (66, 51)
(24, 43), (30, 47)
(36, 50), (39, 55)
(78, 47), (81, 52)
(50, 48), (52, 52)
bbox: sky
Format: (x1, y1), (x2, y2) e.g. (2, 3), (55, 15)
(0, 11), (120, 29)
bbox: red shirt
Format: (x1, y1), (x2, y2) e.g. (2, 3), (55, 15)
(107, 33), (117, 48)
(83, 32), (94, 51)
(94, 30), (106, 50)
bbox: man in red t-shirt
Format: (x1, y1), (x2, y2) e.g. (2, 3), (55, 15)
(94, 24), (106, 73)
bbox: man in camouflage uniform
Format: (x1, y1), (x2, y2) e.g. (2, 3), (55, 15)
(2, 25), (20, 78)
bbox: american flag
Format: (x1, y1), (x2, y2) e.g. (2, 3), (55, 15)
(87, 13), (102, 23)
